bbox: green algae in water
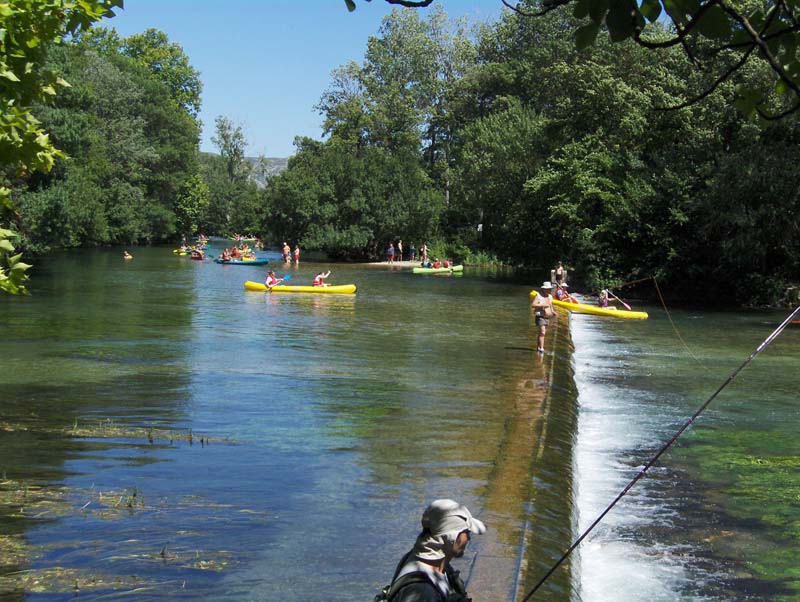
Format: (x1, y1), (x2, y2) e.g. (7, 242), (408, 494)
(0, 476), (264, 596)
(683, 427), (800, 598)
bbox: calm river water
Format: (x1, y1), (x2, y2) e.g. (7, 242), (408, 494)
(1, 245), (797, 601)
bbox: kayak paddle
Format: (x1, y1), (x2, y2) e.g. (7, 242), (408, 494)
(608, 290), (632, 311)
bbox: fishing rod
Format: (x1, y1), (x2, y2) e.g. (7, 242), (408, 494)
(520, 303), (800, 601)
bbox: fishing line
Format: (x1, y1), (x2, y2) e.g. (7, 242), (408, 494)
(520, 303), (800, 601)
(616, 275), (658, 289)
(584, 276), (652, 297)
(652, 276), (705, 366)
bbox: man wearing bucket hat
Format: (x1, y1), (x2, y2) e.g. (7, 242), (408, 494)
(531, 281), (555, 353)
(377, 499), (486, 602)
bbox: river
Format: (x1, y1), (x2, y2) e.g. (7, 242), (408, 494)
(0, 245), (797, 601)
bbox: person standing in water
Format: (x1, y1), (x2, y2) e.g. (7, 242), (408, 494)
(531, 281), (555, 353)
(552, 261), (566, 286)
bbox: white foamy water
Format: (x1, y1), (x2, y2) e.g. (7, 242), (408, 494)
(570, 314), (718, 602)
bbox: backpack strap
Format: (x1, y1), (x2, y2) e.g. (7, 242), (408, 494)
(385, 571), (443, 601)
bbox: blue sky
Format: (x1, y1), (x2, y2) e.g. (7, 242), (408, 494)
(102, 0), (504, 158)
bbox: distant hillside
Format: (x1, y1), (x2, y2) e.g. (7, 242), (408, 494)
(246, 156), (288, 188)
(201, 152), (288, 188)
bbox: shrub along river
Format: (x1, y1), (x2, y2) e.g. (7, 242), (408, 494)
(0, 245), (797, 601)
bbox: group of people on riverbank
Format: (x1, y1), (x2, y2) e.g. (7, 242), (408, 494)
(387, 240), (423, 263)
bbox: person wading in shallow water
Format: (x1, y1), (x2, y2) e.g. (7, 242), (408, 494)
(531, 281), (555, 354)
(552, 261), (566, 286)
(376, 499), (486, 602)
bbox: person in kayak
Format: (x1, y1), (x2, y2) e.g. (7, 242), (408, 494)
(531, 281), (555, 353)
(598, 289), (609, 308)
(432, 258), (442, 269)
(265, 270), (280, 288)
(123, 251), (133, 260)
(377, 499), (485, 602)
(555, 282), (578, 303)
(313, 271), (331, 287)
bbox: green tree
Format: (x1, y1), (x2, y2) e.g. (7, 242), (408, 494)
(349, 0), (800, 120)
(317, 61), (371, 152)
(264, 136), (443, 258)
(119, 28), (203, 121)
(455, 99), (549, 259)
(174, 173), (210, 236)
(201, 117), (261, 237)
(0, 0), (121, 293)
(14, 28), (202, 250)
(0, 227), (31, 294)
(212, 116), (250, 182)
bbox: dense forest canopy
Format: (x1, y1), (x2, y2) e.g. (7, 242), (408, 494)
(358, 0), (800, 120)
(0, 0), (123, 293)
(1, 1), (798, 304)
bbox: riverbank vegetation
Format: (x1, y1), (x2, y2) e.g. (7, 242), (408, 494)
(2, 2), (799, 304)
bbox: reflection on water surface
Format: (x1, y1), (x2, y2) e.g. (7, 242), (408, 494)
(1, 248), (578, 601)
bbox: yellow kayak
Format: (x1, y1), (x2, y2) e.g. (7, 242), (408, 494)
(530, 290), (648, 320)
(244, 281), (357, 294)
